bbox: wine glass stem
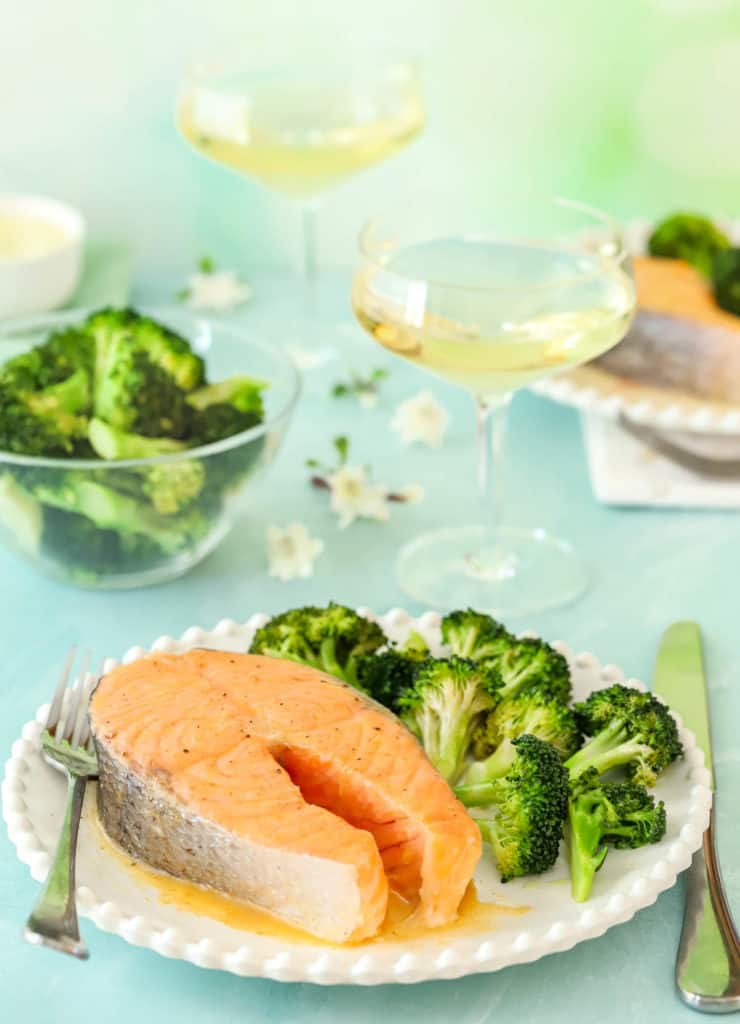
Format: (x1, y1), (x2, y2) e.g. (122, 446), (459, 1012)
(475, 392), (512, 532)
(299, 199), (320, 318)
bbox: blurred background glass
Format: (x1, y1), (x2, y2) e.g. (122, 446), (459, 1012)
(176, 50), (423, 331)
(2, 0), (738, 280)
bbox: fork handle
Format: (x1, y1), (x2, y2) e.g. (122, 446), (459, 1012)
(25, 773), (89, 959)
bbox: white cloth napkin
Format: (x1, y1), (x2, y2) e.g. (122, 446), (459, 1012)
(582, 413), (740, 508)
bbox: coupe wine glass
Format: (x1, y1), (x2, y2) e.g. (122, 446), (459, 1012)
(351, 200), (636, 615)
(177, 52), (424, 333)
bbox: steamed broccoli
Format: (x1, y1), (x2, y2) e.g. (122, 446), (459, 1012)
(31, 474), (208, 554)
(0, 327), (94, 392)
(40, 504), (165, 580)
(187, 376), (266, 438)
(88, 308), (203, 437)
(123, 314), (205, 391)
(566, 767), (666, 902)
(712, 247), (740, 317)
(461, 734), (570, 882)
(249, 604), (386, 689)
(401, 630), (430, 657)
(0, 307), (268, 583)
(93, 343), (191, 438)
(0, 369), (91, 456)
(441, 609), (511, 660)
(397, 657), (500, 782)
(441, 611), (571, 704)
(565, 684), (682, 787)
(472, 692), (581, 762)
(0, 473), (43, 554)
(87, 417), (186, 459)
(485, 636), (572, 704)
(355, 645), (426, 711)
(648, 213), (730, 277)
(87, 419), (205, 515)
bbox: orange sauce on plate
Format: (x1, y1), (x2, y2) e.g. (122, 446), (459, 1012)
(94, 813), (528, 947)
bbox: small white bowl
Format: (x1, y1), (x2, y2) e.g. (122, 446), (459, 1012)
(0, 195), (85, 319)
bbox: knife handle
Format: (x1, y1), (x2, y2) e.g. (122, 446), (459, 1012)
(676, 802), (740, 1013)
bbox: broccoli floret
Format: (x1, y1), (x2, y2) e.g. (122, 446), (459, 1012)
(462, 734), (570, 882)
(88, 418), (186, 459)
(187, 376), (266, 447)
(93, 345), (191, 438)
(139, 462), (205, 515)
(125, 315), (205, 391)
(87, 309), (199, 437)
(0, 473), (43, 554)
(354, 631), (430, 710)
(401, 630), (430, 657)
(441, 609), (511, 660)
(565, 684), (682, 787)
(87, 419), (205, 516)
(397, 657), (500, 782)
(566, 767), (666, 902)
(0, 327), (94, 392)
(31, 474), (208, 554)
(40, 504), (165, 579)
(483, 636), (572, 704)
(0, 369), (90, 456)
(354, 648), (423, 711)
(712, 247), (740, 317)
(648, 213), (730, 277)
(442, 611), (571, 703)
(472, 692), (581, 762)
(249, 604), (386, 689)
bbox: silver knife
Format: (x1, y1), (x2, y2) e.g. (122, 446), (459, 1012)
(653, 621), (740, 1013)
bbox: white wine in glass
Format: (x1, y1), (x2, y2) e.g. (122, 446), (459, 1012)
(177, 55), (424, 295)
(351, 201), (636, 615)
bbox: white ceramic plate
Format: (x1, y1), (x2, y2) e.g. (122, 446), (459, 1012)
(2, 609), (712, 985)
(533, 220), (740, 436)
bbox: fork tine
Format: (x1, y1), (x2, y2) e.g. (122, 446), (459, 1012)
(44, 647), (77, 733)
(71, 661), (98, 749)
(77, 659), (104, 749)
(55, 650), (89, 743)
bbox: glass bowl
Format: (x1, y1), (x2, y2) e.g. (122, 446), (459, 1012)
(0, 308), (301, 588)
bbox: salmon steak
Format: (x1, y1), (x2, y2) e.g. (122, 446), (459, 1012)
(595, 256), (740, 402)
(89, 650), (481, 943)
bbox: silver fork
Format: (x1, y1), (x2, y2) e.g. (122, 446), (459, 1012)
(24, 648), (100, 959)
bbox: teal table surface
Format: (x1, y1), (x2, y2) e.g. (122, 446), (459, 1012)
(1, 272), (738, 1023)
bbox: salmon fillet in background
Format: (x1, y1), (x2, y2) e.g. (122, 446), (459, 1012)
(89, 651), (482, 943)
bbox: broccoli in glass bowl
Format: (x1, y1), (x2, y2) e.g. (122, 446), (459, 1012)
(0, 307), (300, 587)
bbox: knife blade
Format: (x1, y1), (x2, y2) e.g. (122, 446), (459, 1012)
(653, 622), (713, 787)
(653, 621), (740, 1013)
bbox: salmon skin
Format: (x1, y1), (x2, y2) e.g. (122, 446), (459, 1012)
(89, 650), (481, 943)
(595, 256), (740, 402)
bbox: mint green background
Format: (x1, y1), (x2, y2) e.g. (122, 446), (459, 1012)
(2, 3), (740, 1022)
(2, 0), (739, 275)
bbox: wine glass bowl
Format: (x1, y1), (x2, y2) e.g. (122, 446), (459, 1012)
(177, 57), (424, 199)
(351, 201), (635, 615)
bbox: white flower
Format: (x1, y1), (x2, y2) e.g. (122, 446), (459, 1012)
(266, 523), (324, 581)
(185, 270), (252, 311)
(396, 483), (425, 504)
(390, 390), (450, 448)
(286, 345), (335, 371)
(357, 389), (378, 409)
(327, 464), (390, 529)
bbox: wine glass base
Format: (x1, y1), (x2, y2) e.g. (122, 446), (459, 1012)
(396, 525), (588, 618)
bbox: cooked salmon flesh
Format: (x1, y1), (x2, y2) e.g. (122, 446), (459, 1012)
(89, 651), (482, 943)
